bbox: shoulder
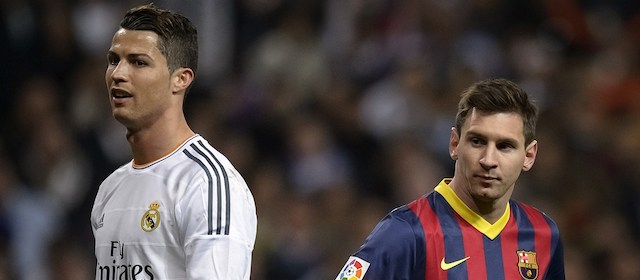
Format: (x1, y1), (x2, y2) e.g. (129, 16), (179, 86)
(346, 204), (428, 279)
(174, 135), (254, 222)
(510, 200), (561, 235)
(94, 162), (131, 196)
(179, 136), (238, 179)
(170, 136), (252, 207)
(358, 205), (425, 258)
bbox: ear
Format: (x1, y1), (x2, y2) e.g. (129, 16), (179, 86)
(522, 139), (538, 171)
(449, 127), (459, 160)
(171, 67), (194, 94)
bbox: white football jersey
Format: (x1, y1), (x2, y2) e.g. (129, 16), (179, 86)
(91, 135), (257, 280)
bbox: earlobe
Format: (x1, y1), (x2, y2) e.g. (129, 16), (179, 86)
(172, 68), (194, 93)
(522, 140), (538, 171)
(449, 127), (459, 160)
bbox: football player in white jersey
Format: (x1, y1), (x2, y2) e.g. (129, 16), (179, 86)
(91, 4), (257, 280)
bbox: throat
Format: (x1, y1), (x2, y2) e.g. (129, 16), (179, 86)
(126, 126), (195, 165)
(472, 199), (505, 224)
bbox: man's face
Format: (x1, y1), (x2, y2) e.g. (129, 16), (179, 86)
(450, 108), (537, 203)
(105, 28), (172, 129)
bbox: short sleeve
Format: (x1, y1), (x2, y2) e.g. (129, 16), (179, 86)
(177, 166), (257, 280)
(544, 230), (565, 279)
(337, 208), (425, 280)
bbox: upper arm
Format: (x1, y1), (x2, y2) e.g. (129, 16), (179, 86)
(341, 210), (425, 280)
(176, 167), (257, 279)
(544, 223), (566, 280)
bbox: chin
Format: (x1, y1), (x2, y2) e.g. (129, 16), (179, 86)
(472, 188), (501, 201)
(113, 113), (135, 127)
(472, 193), (495, 202)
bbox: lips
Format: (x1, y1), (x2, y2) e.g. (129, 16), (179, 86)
(111, 88), (132, 99)
(475, 174), (499, 181)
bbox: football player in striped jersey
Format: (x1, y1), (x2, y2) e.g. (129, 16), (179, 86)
(336, 78), (564, 280)
(91, 4), (257, 280)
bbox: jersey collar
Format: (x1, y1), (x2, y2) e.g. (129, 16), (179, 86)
(434, 179), (510, 240)
(132, 134), (199, 169)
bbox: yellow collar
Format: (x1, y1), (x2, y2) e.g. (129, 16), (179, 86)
(434, 179), (510, 240)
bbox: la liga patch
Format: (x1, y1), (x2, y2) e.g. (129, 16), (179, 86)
(336, 256), (370, 280)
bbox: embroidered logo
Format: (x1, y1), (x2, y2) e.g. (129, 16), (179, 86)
(141, 201), (161, 232)
(336, 256), (370, 280)
(440, 256), (470, 270)
(517, 250), (539, 280)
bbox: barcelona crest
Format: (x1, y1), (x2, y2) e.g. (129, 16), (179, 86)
(141, 201), (161, 232)
(517, 250), (538, 280)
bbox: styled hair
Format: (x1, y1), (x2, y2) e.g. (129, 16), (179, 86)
(455, 78), (538, 145)
(119, 3), (198, 75)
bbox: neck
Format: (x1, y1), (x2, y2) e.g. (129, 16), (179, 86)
(126, 115), (195, 165)
(471, 199), (506, 224)
(448, 178), (511, 224)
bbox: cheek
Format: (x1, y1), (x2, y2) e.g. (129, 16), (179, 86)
(141, 75), (173, 104)
(455, 154), (474, 174)
(457, 148), (478, 165)
(105, 69), (113, 87)
(137, 71), (164, 88)
(504, 155), (527, 174)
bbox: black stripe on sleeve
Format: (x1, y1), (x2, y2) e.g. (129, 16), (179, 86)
(197, 140), (231, 235)
(183, 149), (216, 235)
(189, 143), (228, 235)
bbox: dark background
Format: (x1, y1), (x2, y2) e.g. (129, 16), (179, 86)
(0, 0), (639, 279)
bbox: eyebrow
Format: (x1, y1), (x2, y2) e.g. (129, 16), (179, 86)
(107, 50), (153, 60)
(465, 131), (520, 145)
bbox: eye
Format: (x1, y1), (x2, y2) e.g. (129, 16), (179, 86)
(107, 55), (119, 66)
(497, 142), (516, 151)
(470, 137), (484, 146)
(132, 59), (148, 67)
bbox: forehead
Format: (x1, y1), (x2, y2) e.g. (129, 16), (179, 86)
(109, 28), (161, 56)
(462, 108), (525, 142)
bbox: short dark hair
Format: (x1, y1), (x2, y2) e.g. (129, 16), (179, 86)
(455, 78), (538, 145)
(119, 3), (198, 75)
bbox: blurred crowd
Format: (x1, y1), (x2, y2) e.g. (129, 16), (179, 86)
(0, 0), (639, 279)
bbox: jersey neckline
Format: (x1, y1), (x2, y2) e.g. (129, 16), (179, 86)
(434, 179), (510, 240)
(131, 134), (200, 169)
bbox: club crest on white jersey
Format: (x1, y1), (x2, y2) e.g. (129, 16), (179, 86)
(141, 201), (161, 232)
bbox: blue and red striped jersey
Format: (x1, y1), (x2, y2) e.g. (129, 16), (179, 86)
(336, 179), (564, 280)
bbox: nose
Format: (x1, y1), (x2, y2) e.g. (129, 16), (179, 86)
(479, 146), (498, 170)
(107, 61), (128, 84)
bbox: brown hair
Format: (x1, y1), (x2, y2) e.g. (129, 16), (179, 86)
(455, 78), (538, 145)
(119, 3), (198, 75)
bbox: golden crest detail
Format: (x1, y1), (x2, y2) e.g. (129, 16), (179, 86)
(141, 201), (161, 232)
(517, 250), (539, 280)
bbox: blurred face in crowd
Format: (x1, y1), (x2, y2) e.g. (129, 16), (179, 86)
(449, 108), (537, 206)
(105, 28), (173, 130)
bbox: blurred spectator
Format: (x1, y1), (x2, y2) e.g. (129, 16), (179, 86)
(244, 0), (330, 109)
(0, 153), (61, 280)
(285, 112), (353, 195)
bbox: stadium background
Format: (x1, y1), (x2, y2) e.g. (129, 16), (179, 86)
(0, 0), (639, 279)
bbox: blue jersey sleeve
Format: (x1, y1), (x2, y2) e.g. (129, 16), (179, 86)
(544, 235), (565, 279)
(352, 206), (426, 280)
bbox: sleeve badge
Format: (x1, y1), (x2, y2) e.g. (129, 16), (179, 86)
(336, 256), (370, 280)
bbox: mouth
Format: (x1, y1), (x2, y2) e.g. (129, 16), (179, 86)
(111, 88), (133, 100)
(475, 174), (499, 182)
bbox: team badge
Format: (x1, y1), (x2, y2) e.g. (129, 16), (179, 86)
(335, 256), (370, 280)
(517, 250), (539, 280)
(141, 201), (161, 232)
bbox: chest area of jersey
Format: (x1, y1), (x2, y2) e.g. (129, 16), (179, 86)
(424, 220), (550, 280)
(96, 173), (179, 243)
